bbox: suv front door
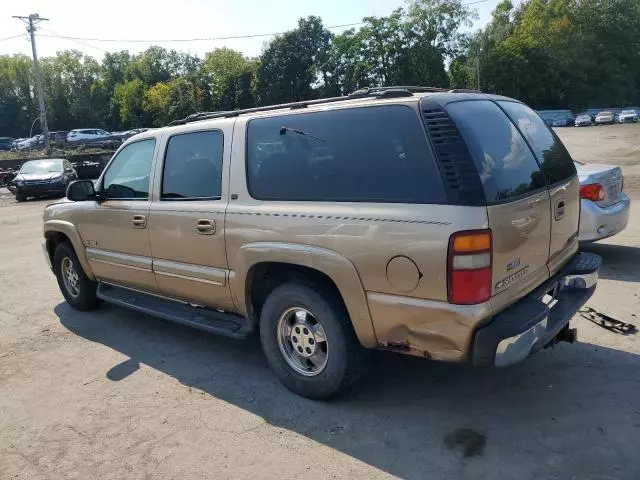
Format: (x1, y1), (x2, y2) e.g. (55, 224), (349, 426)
(76, 138), (158, 292)
(147, 128), (234, 311)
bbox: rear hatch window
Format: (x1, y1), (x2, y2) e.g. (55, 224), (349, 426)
(445, 100), (547, 204)
(497, 101), (576, 185)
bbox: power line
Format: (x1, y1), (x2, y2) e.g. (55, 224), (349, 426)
(38, 22), (366, 44)
(35, 1), (493, 45)
(41, 28), (108, 53)
(0, 34), (25, 42)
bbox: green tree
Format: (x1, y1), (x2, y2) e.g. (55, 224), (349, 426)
(256, 16), (332, 105)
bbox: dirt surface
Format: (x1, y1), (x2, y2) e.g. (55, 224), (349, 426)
(1, 126), (639, 479)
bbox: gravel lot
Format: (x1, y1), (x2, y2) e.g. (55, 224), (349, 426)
(1, 124), (639, 479)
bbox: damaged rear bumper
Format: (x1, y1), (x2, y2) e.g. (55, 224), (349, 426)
(471, 252), (601, 367)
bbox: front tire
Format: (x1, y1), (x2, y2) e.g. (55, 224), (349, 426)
(53, 242), (100, 311)
(15, 193), (26, 202)
(259, 283), (367, 399)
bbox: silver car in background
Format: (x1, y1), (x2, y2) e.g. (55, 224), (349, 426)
(618, 109), (638, 123)
(575, 114), (593, 126)
(575, 161), (630, 242)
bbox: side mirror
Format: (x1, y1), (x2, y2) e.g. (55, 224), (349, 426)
(65, 167), (74, 173)
(67, 180), (97, 201)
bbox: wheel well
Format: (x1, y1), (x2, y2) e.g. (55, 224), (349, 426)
(246, 262), (346, 325)
(44, 231), (71, 265)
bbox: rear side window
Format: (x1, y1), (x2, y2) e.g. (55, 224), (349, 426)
(446, 100), (546, 204)
(498, 101), (576, 184)
(161, 130), (223, 200)
(246, 105), (445, 203)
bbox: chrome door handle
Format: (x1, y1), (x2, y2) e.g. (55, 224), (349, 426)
(196, 219), (216, 235)
(132, 214), (147, 228)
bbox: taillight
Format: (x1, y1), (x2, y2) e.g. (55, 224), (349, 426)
(447, 230), (492, 305)
(580, 183), (605, 201)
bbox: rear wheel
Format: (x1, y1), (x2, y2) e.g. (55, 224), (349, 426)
(259, 283), (367, 399)
(53, 242), (100, 311)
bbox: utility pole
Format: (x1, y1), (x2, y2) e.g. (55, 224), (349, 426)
(476, 55), (481, 92)
(13, 13), (50, 154)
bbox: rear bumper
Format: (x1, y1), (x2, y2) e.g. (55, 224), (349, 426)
(578, 194), (630, 242)
(471, 252), (601, 367)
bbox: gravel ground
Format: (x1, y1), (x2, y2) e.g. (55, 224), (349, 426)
(1, 125), (639, 479)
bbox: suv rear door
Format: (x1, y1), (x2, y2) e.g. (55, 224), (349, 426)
(445, 100), (552, 309)
(497, 101), (579, 276)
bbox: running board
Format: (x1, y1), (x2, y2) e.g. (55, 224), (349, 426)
(97, 283), (252, 339)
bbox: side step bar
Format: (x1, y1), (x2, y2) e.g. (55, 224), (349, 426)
(97, 283), (252, 339)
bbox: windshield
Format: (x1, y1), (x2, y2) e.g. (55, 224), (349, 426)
(621, 110), (636, 115)
(598, 112), (612, 116)
(20, 160), (63, 174)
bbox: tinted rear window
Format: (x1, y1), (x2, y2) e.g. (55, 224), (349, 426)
(246, 105), (445, 203)
(446, 100), (546, 204)
(498, 101), (576, 184)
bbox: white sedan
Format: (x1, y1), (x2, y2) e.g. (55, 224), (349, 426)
(575, 161), (631, 242)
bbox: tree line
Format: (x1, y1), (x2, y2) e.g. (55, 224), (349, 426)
(1, 0), (638, 137)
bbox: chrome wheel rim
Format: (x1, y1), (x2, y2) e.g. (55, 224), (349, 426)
(61, 257), (80, 298)
(277, 307), (328, 376)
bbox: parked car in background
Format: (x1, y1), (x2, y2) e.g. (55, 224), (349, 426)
(10, 158), (77, 202)
(12, 138), (27, 149)
(618, 109), (638, 123)
(575, 160), (630, 242)
(16, 135), (44, 150)
(49, 131), (69, 143)
(0, 167), (17, 187)
(552, 117), (568, 127)
(110, 128), (150, 142)
(67, 129), (111, 144)
(44, 87), (600, 399)
(595, 111), (615, 125)
(0, 137), (14, 151)
(73, 160), (103, 179)
(575, 114), (593, 126)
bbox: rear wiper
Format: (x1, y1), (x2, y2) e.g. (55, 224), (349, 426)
(279, 126), (325, 143)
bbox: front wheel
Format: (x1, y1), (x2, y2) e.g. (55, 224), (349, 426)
(15, 193), (26, 202)
(259, 283), (367, 399)
(53, 242), (100, 311)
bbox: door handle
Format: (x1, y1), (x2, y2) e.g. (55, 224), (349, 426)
(132, 214), (147, 229)
(554, 200), (565, 221)
(196, 219), (216, 235)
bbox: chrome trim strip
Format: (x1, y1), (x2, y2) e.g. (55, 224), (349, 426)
(86, 248), (152, 272)
(89, 258), (151, 272)
(153, 259), (226, 287)
(154, 269), (224, 286)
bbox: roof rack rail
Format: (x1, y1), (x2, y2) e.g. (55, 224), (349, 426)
(167, 85), (449, 125)
(448, 88), (482, 93)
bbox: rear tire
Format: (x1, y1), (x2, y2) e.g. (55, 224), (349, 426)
(53, 242), (100, 311)
(259, 282), (367, 399)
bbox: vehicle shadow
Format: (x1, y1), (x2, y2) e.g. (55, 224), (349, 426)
(56, 303), (640, 479)
(581, 242), (640, 283)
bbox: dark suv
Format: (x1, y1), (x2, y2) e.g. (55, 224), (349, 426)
(12, 158), (78, 202)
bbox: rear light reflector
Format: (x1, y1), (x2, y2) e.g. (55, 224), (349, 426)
(448, 230), (492, 305)
(580, 183), (605, 201)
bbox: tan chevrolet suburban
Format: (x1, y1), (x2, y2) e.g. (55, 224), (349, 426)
(42, 86), (601, 399)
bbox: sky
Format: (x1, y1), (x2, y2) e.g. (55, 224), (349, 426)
(1, 0), (500, 61)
